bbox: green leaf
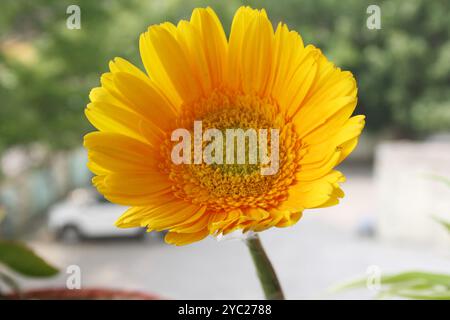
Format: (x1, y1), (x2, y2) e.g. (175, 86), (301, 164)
(426, 174), (450, 188)
(0, 241), (59, 277)
(432, 216), (450, 233)
(332, 271), (450, 300)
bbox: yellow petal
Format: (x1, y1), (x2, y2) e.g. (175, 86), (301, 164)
(112, 72), (177, 131)
(265, 23), (304, 97)
(141, 202), (202, 231)
(144, 24), (203, 103)
(139, 29), (182, 108)
(165, 229), (209, 246)
(226, 6), (259, 91)
(85, 102), (153, 144)
(84, 132), (160, 173)
(294, 96), (357, 139)
(190, 7), (228, 88)
(240, 9), (274, 95)
(109, 57), (151, 84)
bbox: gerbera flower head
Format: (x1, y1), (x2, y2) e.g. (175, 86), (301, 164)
(84, 6), (365, 245)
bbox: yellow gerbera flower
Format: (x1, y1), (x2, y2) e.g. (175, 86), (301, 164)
(84, 6), (365, 246)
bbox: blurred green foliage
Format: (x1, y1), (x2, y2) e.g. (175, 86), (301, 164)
(0, 210), (58, 295)
(0, 238), (59, 295)
(0, 240), (59, 278)
(0, 0), (449, 152)
(334, 271), (450, 300)
(333, 174), (450, 300)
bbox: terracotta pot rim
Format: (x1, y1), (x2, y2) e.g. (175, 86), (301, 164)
(5, 287), (163, 300)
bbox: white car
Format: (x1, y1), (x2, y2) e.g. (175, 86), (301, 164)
(48, 188), (147, 242)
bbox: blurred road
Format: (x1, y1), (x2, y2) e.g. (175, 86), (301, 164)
(19, 167), (450, 299)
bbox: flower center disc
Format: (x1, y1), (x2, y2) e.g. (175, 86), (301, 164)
(160, 91), (302, 211)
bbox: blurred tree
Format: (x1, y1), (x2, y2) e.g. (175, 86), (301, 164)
(248, 0), (450, 137)
(0, 0), (449, 153)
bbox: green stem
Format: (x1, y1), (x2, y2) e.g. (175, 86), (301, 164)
(245, 233), (285, 300)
